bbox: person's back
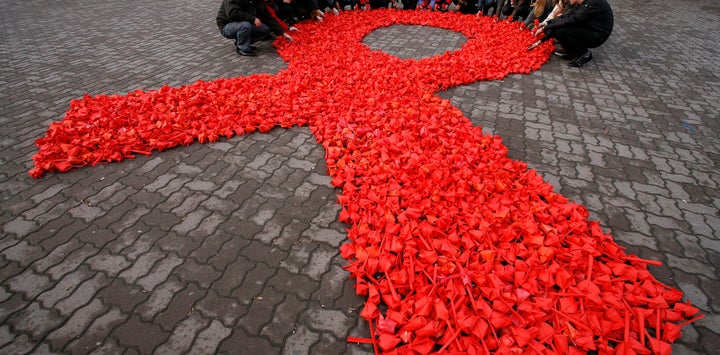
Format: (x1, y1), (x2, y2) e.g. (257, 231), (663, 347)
(216, 0), (292, 56)
(560, 0), (613, 36)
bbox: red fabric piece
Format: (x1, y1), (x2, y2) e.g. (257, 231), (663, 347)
(30, 9), (699, 354)
(266, 5), (290, 32)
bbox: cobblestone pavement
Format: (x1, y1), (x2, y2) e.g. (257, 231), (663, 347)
(1, 0), (718, 353)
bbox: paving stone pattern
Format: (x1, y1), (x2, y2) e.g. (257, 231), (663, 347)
(0, 0), (718, 354)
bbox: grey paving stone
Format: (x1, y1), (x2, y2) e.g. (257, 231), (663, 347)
(85, 252), (133, 277)
(44, 298), (106, 351)
(238, 286), (284, 335)
(282, 324), (320, 355)
(302, 243), (337, 281)
(98, 279), (150, 314)
(37, 266), (95, 309)
(666, 253), (717, 279)
(313, 332), (354, 354)
(113, 315), (169, 354)
(281, 239), (317, 274)
(68, 203), (105, 223)
(153, 311), (209, 354)
(218, 327), (279, 354)
(189, 319), (232, 354)
(120, 248), (166, 284)
(172, 258), (222, 289)
(0, 294), (28, 325)
(171, 208), (211, 234)
(45, 242), (99, 280)
(302, 303), (354, 339)
(1, 240), (45, 268)
(195, 289), (246, 328)
(8, 302), (65, 342)
(54, 272), (111, 317)
(136, 278), (183, 322)
(260, 293), (304, 344)
(302, 224), (346, 247)
(3, 217), (37, 238)
(0, 334), (35, 354)
(0, 325), (13, 348)
(144, 173), (177, 194)
(6, 269), (54, 300)
(154, 283), (206, 332)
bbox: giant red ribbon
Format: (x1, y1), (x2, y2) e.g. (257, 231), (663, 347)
(31, 10), (699, 354)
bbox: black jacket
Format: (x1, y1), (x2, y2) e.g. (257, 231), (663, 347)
(216, 0), (284, 35)
(545, 0), (613, 37)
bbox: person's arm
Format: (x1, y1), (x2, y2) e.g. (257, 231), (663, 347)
(509, 0), (528, 20)
(495, 0), (506, 18)
(257, 4), (285, 35)
(258, 3), (294, 40)
(544, 3), (561, 23)
(524, 6), (536, 26)
(265, 4), (288, 32)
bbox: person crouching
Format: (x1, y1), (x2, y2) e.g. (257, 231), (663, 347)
(217, 0), (294, 57)
(529, 0), (613, 67)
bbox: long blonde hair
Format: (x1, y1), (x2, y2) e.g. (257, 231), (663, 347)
(533, 0), (550, 18)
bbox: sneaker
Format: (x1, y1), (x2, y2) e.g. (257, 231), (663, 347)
(236, 47), (257, 56)
(568, 50), (593, 67)
(235, 40), (256, 50)
(553, 49), (568, 57)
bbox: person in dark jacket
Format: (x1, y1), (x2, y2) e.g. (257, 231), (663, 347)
(529, 0), (613, 67)
(217, 0), (294, 56)
(501, 0), (531, 22)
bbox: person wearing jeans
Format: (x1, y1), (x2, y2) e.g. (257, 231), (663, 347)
(216, 0), (293, 56)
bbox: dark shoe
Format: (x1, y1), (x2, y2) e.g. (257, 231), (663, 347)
(235, 40), (256, 50)
(236, 47), (256, 56)
(568, 50), (593, 67)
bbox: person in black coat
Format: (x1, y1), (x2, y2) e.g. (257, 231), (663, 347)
(501, 0), (531, 21)
(217, 0), (293, 56)
(530, 0), (613, 67)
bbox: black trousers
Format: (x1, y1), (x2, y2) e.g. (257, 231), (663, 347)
(553, 26), (609, 58)
(501, 3), (530, 21)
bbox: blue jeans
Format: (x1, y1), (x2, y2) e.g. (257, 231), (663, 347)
(220, 22), (272, 52)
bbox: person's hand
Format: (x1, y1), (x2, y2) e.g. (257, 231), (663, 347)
(283, 33), (294, 42)
(288, 26), (299, 31)
(254, 18), (262, 27)
(527, 40), (541, 51)
(532, 23), (546, 37)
